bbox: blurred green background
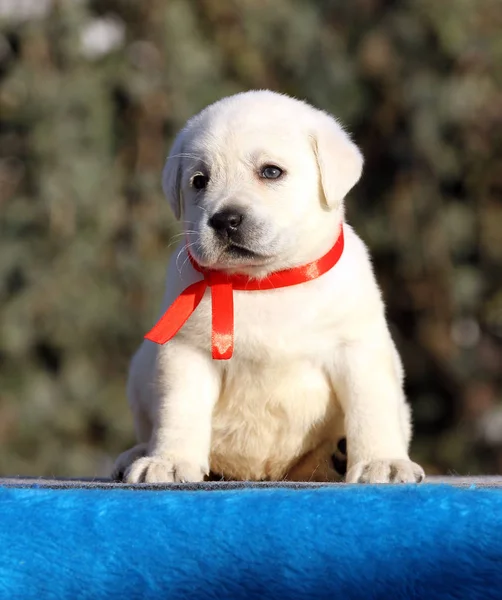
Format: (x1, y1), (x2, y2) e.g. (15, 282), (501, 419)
(1, 0), (501, 478)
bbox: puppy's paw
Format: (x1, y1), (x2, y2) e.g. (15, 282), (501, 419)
(346, 459), (425, 484)
(111, 443), (148, 481)
(124, 455), (207, 484)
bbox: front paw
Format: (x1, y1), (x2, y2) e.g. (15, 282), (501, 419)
(124, 455), (207, 484)
(111, 443), (148, 481)
(346, 459), (425, 484)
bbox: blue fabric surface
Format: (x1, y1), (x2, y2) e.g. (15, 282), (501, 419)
(0, 484), (501, 599)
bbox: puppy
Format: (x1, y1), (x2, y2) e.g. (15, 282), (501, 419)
(113, 90), (425, 484)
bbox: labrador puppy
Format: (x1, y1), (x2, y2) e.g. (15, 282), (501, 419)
(113, 90), (425, 484)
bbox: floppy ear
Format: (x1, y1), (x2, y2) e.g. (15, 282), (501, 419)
(311, 113), (364, 209)
(162, 131), (184, 221)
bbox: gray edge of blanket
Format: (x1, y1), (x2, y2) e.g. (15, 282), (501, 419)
(1, 476), (502, 490)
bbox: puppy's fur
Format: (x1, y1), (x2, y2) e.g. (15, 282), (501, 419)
(113, 91), (424, 484)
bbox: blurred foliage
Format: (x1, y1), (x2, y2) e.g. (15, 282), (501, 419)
(0, 0), (501, 477)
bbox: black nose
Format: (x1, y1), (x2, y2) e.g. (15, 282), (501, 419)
(209, 209), (244, 237)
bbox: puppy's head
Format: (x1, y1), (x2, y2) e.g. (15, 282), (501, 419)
(163, 91), (363, 276)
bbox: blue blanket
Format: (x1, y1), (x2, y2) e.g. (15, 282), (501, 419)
(0, 483), (501, 599)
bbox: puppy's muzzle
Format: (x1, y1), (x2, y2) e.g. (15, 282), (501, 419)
(209, 208), (244, 241)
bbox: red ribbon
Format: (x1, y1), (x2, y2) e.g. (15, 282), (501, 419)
(145, 225), (345, 360)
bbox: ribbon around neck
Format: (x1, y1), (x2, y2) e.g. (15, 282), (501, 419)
(144, 225), (345, 360)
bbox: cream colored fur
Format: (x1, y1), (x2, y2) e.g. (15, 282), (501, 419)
(113, 90), (424, 484)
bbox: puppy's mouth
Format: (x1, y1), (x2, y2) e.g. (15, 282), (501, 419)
(189, 227), (279, 271)
(191, 243), (276, 274)
(222, 243), (272, 262)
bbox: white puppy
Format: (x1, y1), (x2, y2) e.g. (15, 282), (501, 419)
(113, 90), (425, 484)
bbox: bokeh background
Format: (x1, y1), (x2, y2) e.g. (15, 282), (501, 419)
(1, 0), (501, 478)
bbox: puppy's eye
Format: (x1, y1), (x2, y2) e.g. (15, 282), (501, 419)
(260, 165), (283, 180)
(191, 173), (209, 190)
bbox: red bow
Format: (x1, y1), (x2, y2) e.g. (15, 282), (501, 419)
(145, 225), (345, 360)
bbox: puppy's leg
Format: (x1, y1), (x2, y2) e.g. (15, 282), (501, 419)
(333, 334), (424, 484)
(111, 351), (153, 481)
(125, 342), (221, 484)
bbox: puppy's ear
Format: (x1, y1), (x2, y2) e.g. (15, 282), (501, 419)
(162, 132), (184, 221)
(311, 113), (363, 210)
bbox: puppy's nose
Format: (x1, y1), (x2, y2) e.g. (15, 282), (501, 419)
(209, 209), (244, 237)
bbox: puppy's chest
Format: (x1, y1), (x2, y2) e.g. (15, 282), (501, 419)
(182, 285), (338, 359)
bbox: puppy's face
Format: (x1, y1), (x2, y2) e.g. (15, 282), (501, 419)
(163, 92), (363, 275)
